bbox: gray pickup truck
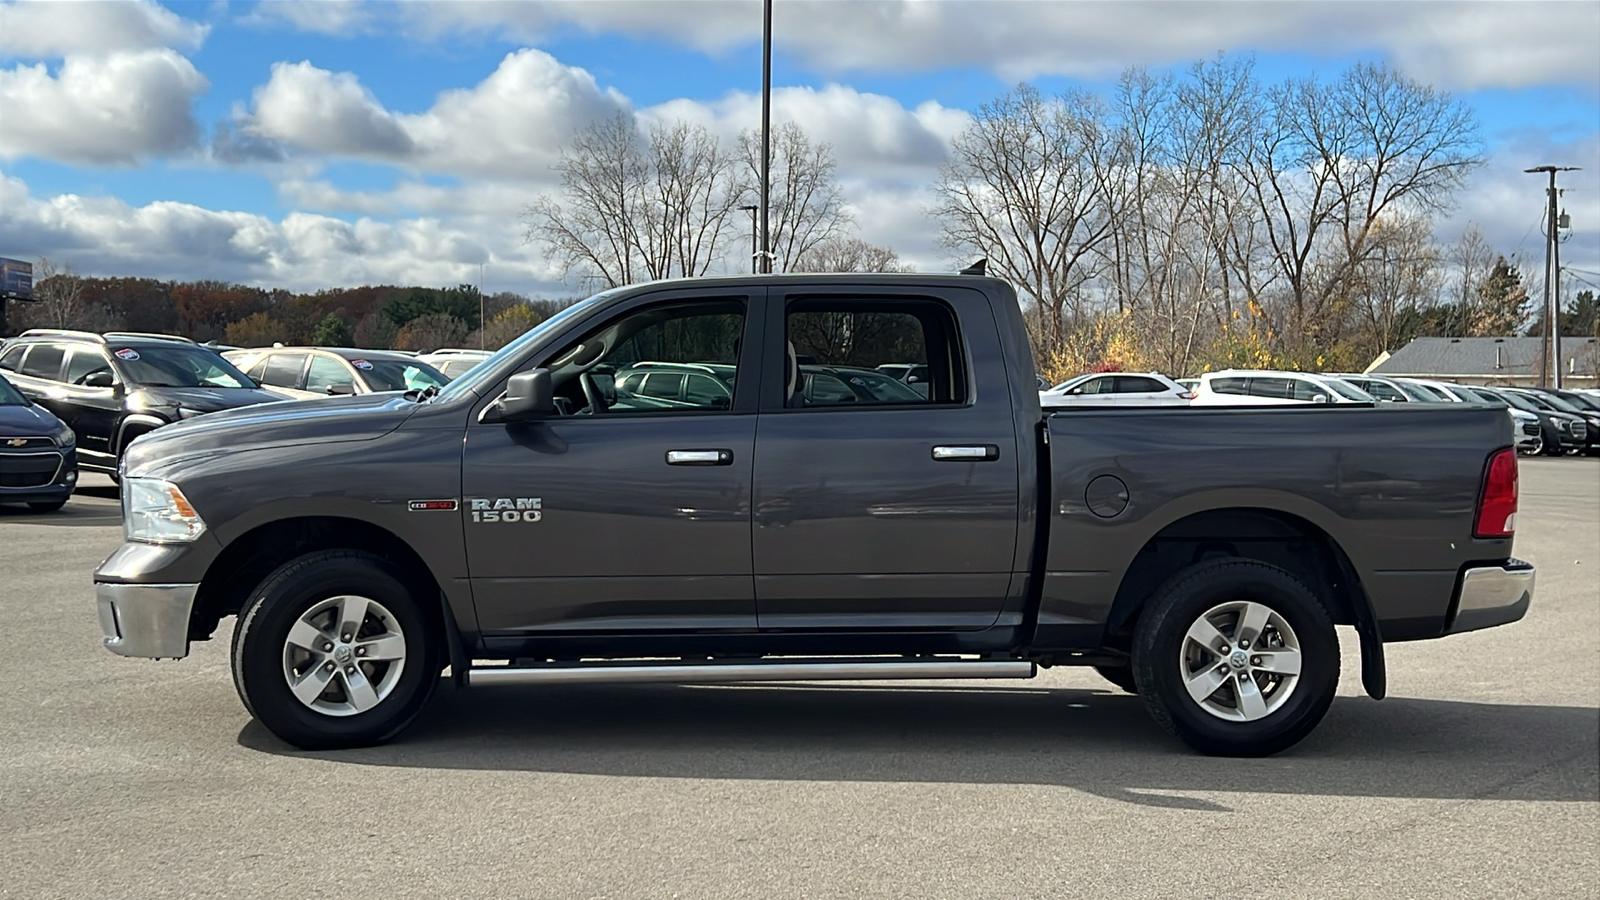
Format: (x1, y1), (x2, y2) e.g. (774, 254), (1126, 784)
(94, 274), (1534, 756)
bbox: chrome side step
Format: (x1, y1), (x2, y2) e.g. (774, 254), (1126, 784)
(468, 658), (1036, 687)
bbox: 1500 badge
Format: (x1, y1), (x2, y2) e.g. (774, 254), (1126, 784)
(470, 497), (543, 522)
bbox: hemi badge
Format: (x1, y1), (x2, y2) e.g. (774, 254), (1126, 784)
(407, 499), (458, 512)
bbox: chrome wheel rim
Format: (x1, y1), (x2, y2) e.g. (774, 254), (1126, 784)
(281, 595), (407, 717)
(1179, 600), (1302, 722)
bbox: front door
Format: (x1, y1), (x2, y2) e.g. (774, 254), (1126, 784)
(462, 288), (762, 635)
(752, 287), (1022, 631)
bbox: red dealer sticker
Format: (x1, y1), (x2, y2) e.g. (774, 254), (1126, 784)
(407, 499), (459, 512)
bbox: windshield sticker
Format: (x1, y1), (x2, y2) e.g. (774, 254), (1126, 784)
(351, 359), (374, 370)
(114, 348), (140, 361)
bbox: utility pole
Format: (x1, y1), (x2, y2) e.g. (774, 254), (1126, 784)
(759, 0), (772, 275)
(738, 204), (759, 273)
(1526, 165), (1579, 388)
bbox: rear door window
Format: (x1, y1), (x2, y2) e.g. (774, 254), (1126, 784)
(1210, 377), (1248, 395)
(20, 344), (65, 380)
(1249, 378), (1293, 399)
(0, 344), (24, 371)
(785, 299), (963, 408)
(640, 372), (685, 401)
(1115, 376), (1166, 394)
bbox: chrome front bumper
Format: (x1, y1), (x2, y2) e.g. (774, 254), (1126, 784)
(1447, 561), (1535, 635)
(96, 582), (198, 658)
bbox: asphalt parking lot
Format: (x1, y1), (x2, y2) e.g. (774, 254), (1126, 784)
(1, 461), (1596, 900)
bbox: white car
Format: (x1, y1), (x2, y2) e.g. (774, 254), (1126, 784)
(1190, 370), (1376, 405)
(1041, 372), (1195, 407)
(417, 348), (492, 379)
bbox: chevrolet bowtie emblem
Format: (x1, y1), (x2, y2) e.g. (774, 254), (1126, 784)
(5, 438), (26, 447)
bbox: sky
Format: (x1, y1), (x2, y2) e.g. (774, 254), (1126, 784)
(1, 0), (1597, 300)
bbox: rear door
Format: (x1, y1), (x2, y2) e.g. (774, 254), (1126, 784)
(751, 285), (1021, 631)
(257, 352), (312, 398)
(1112, 375), (1176, 405)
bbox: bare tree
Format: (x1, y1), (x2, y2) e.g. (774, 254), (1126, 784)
(26, 258), (102, 330)
(931, 85), (1121, 365)
(523, 114), (742, 289)
(792, 237), (911, 273)
(738, 122), (853, 272)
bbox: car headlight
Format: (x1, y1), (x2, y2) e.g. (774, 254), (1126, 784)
(54, 425), (75, 447)
(122, 477), (207, 543)
(176, 407), (205, 420)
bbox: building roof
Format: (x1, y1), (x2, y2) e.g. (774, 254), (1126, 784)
(1368, 337), (1600, 379)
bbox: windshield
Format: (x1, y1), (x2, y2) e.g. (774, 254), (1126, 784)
(433, 290), (617, 401)
(1498, 391), (1544, 413)
(1464, 388), (1507, 407)
(1401, 381), (1450, 401)
(1322, 378), (1375, 401)
(111, 345), (255, 388)
(1536, 393), (1586, 414)
(1559, 392), (1600, 411)
(0, 374), (26, 405)
(1393, 381), (1437, 402)
(356, 358), (448, 392)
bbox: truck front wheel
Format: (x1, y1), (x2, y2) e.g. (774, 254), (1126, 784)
(231, 550), (440, 750)
(1131, 558), (1339, 757)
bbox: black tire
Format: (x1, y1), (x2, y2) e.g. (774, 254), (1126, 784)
(27, 499), (67, 512)
(1132, 558), (1339, 757)
(1094, 664), (1140, 694)
(232, 550), (440, 751)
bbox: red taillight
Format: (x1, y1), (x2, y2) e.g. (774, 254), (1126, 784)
(1474, 448), (1518, 538)
(1180, 392), (1196, 400)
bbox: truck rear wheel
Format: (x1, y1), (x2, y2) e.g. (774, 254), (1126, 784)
(1132, 558), (1338, 757)
(231, 550), (439, 751)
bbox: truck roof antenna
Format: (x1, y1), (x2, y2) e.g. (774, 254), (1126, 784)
(959, 258), (987, 276)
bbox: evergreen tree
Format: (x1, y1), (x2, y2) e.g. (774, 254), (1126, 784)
(1472, 257), (1527, 336)
(311, 312), (353, 346)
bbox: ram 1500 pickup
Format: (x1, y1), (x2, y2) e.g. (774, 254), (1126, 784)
(94, 274), (1535, 756)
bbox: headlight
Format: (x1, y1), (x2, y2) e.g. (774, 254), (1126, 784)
(122, 477), (207, 543)
(176, 407), (205, 420)
(54, 426), (75, 447)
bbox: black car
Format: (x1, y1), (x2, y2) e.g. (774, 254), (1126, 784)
(0, 330), (284, 476)
(0, 371), (78, 511)
(1524, 388), (1600, 456)
(1476, 387), (1588, 456)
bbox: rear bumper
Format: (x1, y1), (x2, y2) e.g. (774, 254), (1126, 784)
(1446, 560), (1535, 635)
(96, 582), (197, 658)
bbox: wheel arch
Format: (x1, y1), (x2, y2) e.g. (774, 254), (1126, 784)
(190, 516), (448, 645)
(1103, 506), (1386, 699)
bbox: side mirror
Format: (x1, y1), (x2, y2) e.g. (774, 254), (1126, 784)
(83, 371), (115, 388)
(1068, 387), (1084, 395)
(493, 368), (553, 421)
(325, 383), (356, 396)
(1311, 394), (1329, 404)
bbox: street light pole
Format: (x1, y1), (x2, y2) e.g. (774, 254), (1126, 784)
(759, 0), (772, 275)
(1526, 165), (1580, 388)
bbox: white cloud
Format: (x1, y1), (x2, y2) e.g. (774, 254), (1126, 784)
(0, 0), (209, 57)
(246, 60), (413, 156)
(240, 0), (371, 36)
(0, 170), (570, 294)
(400, 0), (1600, 92)
(238, 50), (628, 178)
(0, 49), (209, 164)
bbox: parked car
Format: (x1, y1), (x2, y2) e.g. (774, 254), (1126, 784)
(0, 329), (281, 476)
(1175, 377), (1199, 392)
(874, 362), (931, 397)
(612, 361), (737, 410)
(96, 272), (1532, 758)
(1521, 388), (1600, 456)
(1042, 372), (1195, 407)
(1190, 370), (1376, 405)
(1452, 386), (1547, 455)
(1476, 387), (1587, 456)
(417, 349), (493, 379)
(0, 371), (78, 511)
(1329, 374), (1437, 403)
(224, 347), (449, 399)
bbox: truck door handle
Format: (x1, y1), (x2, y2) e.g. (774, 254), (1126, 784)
(932, 445), (999, 461)
(666, 449), (733, 466)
